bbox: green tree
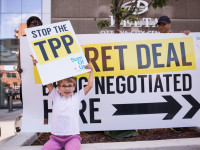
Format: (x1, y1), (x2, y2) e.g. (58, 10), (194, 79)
(96, 0), (178, 33)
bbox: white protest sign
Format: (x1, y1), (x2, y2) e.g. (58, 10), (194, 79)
(25, 21), (89, 85)
(21, 33), (200, 132)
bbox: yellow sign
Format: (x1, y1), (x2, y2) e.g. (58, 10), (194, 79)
(34, 37), (196, 83)
(81, 37), (196, 77)
(33, 65), (42, 84)
(31, 31), (80, 65)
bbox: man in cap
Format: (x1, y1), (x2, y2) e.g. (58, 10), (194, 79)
(157, 16), (172, 33)
(157, 15), (190, 35)
(157, 16), (189, 132)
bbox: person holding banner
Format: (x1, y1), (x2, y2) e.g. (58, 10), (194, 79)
(157, 15), (190, 132)
(157, 15), (190, 35)
(31, 57), (94, 150)
(157, 16), (172, 33)
(17, 16), (43, 104)
(17, 16), (43, 74)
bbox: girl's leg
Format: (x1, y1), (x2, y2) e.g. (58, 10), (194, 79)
(64, 135), (81, 150)
(42, 135), (62, 150)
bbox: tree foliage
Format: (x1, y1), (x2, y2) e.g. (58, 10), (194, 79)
(96, 0), (179, 33)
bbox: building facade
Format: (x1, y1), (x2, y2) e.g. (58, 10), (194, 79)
(51, 0), (200, 34)
(0, 0), (50, 107)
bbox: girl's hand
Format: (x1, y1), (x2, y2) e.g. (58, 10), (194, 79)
(17, 68), (23, 73)
(30, 55), (38, 66)
(85, 60), (93, 70)
(84, 60), (94, 95)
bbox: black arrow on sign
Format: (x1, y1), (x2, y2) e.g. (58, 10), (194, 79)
(182, 95), (200, 119)
(113, 95), (182, 120)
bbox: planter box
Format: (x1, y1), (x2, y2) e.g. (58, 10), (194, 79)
(1, 132), (200, 150)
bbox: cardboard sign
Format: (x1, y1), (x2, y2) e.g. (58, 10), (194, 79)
(25, 21), (90, 85)
(21, 33), (200, 132)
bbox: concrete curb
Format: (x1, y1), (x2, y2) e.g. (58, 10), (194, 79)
(82, 138), (200, 150)
(0, 132), (37, 150)
(1, 132), (200, 150)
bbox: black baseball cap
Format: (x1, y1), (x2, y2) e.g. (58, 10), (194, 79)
(156, 16), (171, 25)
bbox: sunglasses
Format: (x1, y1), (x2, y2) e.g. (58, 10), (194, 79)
(60, 84), (74, 89)
(30, 21), (42, 26)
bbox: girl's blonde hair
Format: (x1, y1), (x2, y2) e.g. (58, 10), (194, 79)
(57, 77), (76, 87)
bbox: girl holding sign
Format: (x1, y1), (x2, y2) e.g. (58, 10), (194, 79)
(32, 56), (93, 150)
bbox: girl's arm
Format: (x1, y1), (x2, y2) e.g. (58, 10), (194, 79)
(17, 50), (23, 73)
(30, 55), (54, 93)
(84, 62), (93, 95)
(46, 83), (54, 94)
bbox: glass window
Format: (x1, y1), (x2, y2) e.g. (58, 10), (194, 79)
(12, 73), (16, 78)
(11, 39), (18, 45)
(0, 0), (22, 13)
(0, 13), (41, 39)
(22, 0), (42, 13)
(6, 72), (16, 78)
(0, 72), (3, 78)
(0, 14), (1, 39)
(0, 14), (22, 39)
(13, 82), (17, 87)
(6, 73), (12, 78)
(0, 39), (18, 63)
(0, 0), (42, 107)
(21, 13), (42, 24)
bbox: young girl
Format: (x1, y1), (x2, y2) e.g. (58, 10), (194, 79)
(31, 56), (94, 150)
(44, 65), (93, 150)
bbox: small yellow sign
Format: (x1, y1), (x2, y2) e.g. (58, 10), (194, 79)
(31, 31), (80, 65)
(33, 65), (41, 84)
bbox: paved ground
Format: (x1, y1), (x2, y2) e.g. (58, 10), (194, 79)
(0, 108), (23, 146)
(1, 108), (200, 150)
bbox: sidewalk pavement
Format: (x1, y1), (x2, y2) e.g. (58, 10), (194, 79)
(1, 108), (200, 150)
(0, 108), (23, 146)
(1, 132), (200, 150)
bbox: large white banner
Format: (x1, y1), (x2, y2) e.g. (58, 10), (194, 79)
(21, 33), (200, 132)
(25, 21), (89, 85)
